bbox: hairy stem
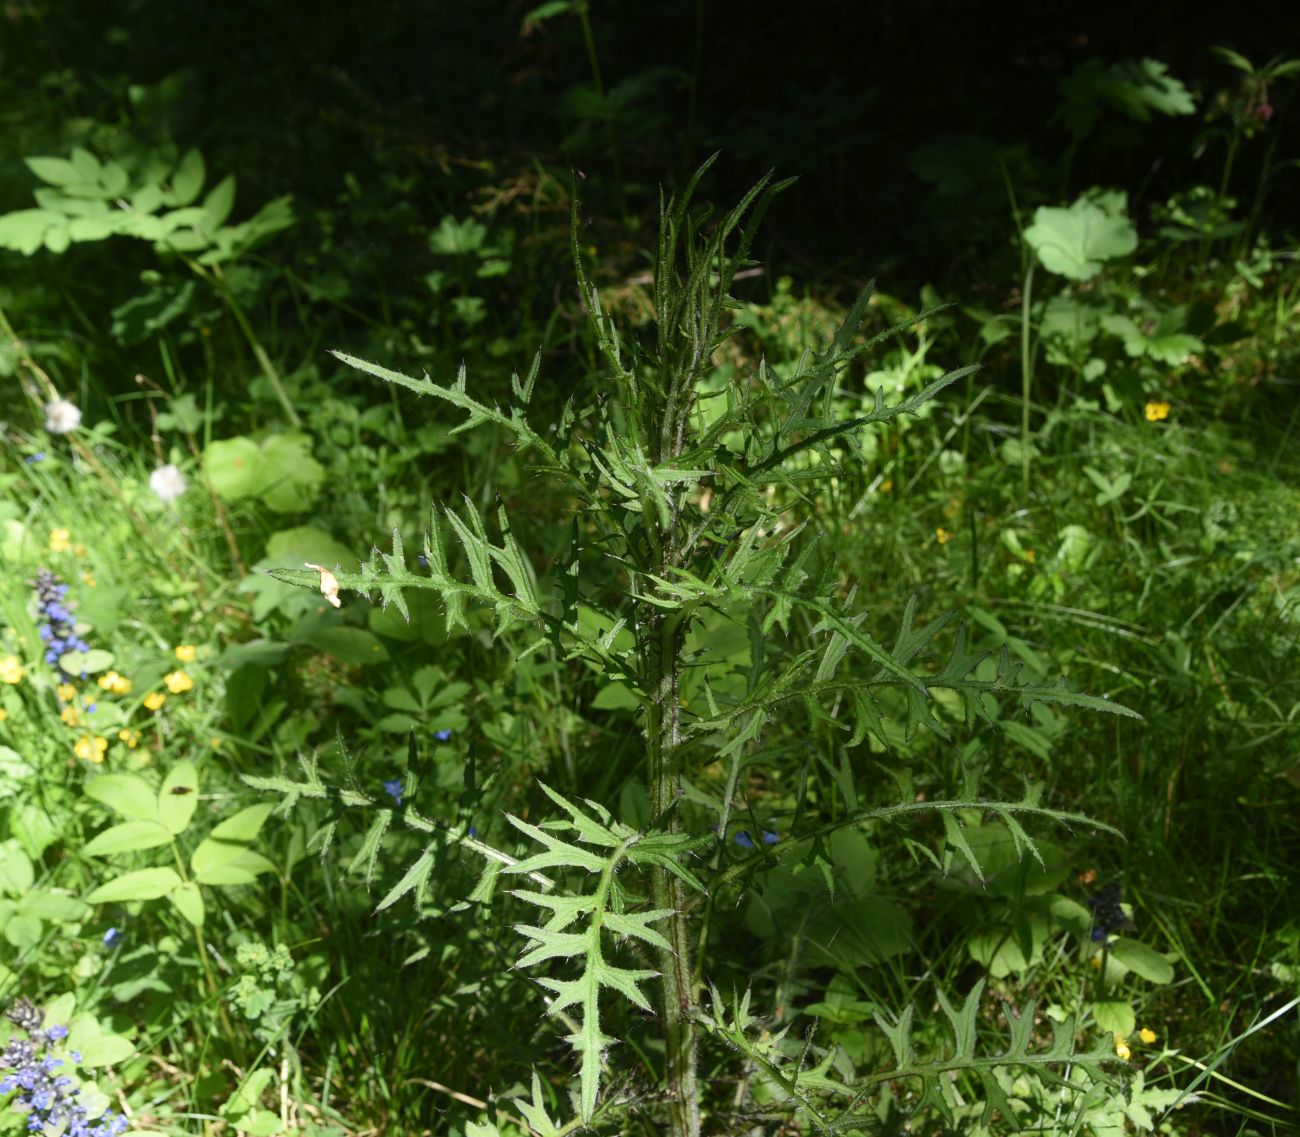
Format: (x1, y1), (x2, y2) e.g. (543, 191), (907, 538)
(645, 385), (700, 1135)
(647, 604), (699, 1137)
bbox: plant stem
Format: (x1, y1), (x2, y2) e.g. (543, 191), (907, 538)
(644, 380), (699, 1136)
(646, 604), (699, 1137)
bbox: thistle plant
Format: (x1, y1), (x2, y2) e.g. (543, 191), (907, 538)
(254, 159), (1140, 1135)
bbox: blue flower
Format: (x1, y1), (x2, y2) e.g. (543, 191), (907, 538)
(467, 825), (478, 839)
(382, 780), (403, 806)
(0, 997), (128, 1136)
(33, 571), (88, 679)
(433, 728), (452, 742)
(24, 453), (46, 464)
(102, 928), (121, 948)
(761, 830), (778, 845)
(734, 831), (754, 849)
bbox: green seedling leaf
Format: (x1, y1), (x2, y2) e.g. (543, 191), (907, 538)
(191, 848), (277, 887)
(84, 774), (158, 821)
(82, 820), (174, 857)
(168, 881), (205, 926)
(87, 867), (183, 903)
(1110, 937), (1175, 984)
(158, 761), (200, 835)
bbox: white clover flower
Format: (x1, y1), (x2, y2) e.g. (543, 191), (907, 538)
(149, 463), (187, 503)
(44, 398), (82, 434)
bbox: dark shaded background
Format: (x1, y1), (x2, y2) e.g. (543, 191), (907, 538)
(8, 0), (1298, 289)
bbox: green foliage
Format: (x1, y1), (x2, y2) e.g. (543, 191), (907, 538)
(82, 759), (276, 926)
(1023, 192), (1138, 282)
(0, 146), (292, 261)
(251, 164), (1143, 1135)
(1, 21), (1296, 1137)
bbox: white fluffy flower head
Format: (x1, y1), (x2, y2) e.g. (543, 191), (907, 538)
(149, 464), (187, 503)
(44, 398), (82, 434)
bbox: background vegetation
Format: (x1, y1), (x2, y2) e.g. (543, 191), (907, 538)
(0, 2), (1297, 1134)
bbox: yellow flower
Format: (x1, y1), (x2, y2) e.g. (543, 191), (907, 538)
(49, 528), (72, 553)
(210, 738), (222, 748)
(879, 479), (893, 493)
(1114, 1036), (1131, 1061)
(174, 644), (197, 662)
(1138, 1027), (1157, 1044)
(81, 572), (96, 588)
(74, 735), (108, 763)
(0, 656), (25, 685)
(1023, 548), (1037, 563)
(98, 671), (132, 696)
(935, 527), (952, 545)
(60, 705), (80, 726)
(73, 543), (86, 557)
(1144, 400), (1170, 422)
(163, 670), (193, 694)
(0, 709), (8, 723)
(1089, 956), (1102, 970)
(117, 728), (140, 749)
(56, 683), (77, 702)
(143, 691), (166, 711)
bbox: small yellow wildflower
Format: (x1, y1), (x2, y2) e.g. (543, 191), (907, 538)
(1024, 548), (1037, 563)
(143, 691), (166, 711)
(60, 706), (80, 727)
(49, 528), (72, 553)
(74, 735), (108, 763)
(0, 656), (25, 685)
(1114, 1036), (1131, 1061)
(73, 543), (86, 557)
(81, 572), (96, 588)
(163, 670), (193, 694)
(1089, 955), (1102, 970)
(935, 528), (952, 545)
(879, 479), (893, 493)
(97, 671), (132, 696)
(0, 709), (8, 723)
(117, 728), (140, 749)
(1144, 400), (1171, 422)
(174, 644), (197, 662)
(1138, 1027), (1157, 1044)
(210, 737), (222, 749)
(56, 683), (77, 702)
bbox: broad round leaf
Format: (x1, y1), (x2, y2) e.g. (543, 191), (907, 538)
(1024, 196), (1137, 281)
(1091, 999), (1136, 1037)
(203, 436), (266, 501)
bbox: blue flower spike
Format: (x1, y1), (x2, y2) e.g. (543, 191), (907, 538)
(0, 997), (129, 1135)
